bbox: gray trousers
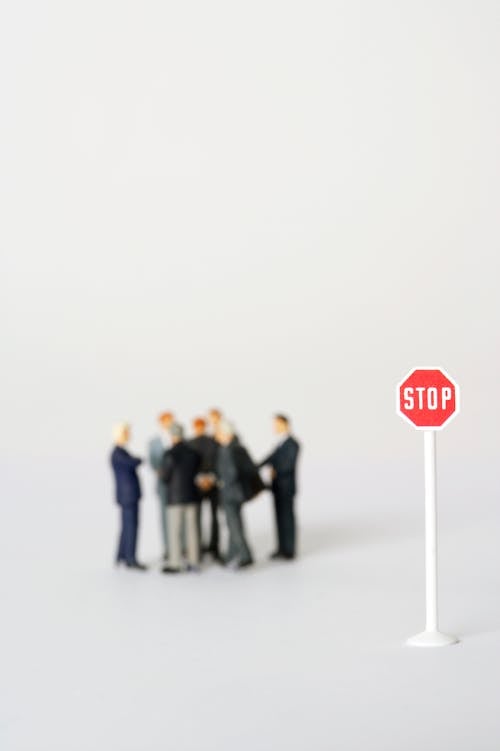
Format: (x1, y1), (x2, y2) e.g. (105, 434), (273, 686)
(157, 484), (168, 555)
(167, 504), (199, 569)
(224, 501), (253, 565)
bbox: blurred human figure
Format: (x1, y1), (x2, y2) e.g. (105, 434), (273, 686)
(161, 424), (202, 573)
(259, 414), (300, 560)
(207, 408), (223, 441)
(110, 423), (147, 570)
(215, 421), (264, 569)
(148, 411), (175, 559)
(189, 417), (220, 560)
(208, 407), (239, 444)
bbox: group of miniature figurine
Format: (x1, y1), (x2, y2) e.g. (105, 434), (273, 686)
(110, 409), (300, 572)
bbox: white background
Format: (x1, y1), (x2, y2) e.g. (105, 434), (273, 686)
(1, 2), (500, 749)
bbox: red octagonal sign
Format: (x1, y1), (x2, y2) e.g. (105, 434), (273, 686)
(397, 367), (460, 430)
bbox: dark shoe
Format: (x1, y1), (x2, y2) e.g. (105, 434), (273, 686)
(161, 566), (181, 574)
(236, 559), (254, 569)
(203, 547), (222, 562)
(282, 553), (296, 560)
(126, 561), (148, 570)
(204, 546), (220, 557)
(227, 557), (254, 570)
(269, 551), (283, 560)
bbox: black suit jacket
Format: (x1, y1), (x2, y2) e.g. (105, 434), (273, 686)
(160, 441), (201, 505)
(216, 439), (265, 502)
(110, 446), (142, 506)
(234, 442), (265, 501)
(189, 435), (217, 473)
(259, 436), (300, 496)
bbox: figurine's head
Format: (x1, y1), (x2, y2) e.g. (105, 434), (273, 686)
(273, 414), (290, 435)
(208, 408), (222, 428)
(113, 422), (130, 446)
(169, 423), (184, 445)
(216, 419), (234, 446)
(158, 411), (174, 430)
(192, 417), (206, 437)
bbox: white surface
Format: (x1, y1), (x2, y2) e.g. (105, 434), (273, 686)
(1, 456), (499, 750)
(1, 1), (499, 748)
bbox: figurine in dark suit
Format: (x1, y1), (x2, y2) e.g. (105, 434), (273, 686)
(110, 423), (147, 570)
(259, 414), (300, 560)
(216, 421), (264, 569)
(160, 424), (202, 573)
(189, 417), (220, 559)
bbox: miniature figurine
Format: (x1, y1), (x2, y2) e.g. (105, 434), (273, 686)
(148, 411), (175, 560)
(215, 421), (264, 569)
(189, 417), (220, 560)
(160, 424), (202, 573)
(259, 414), (300, 560)
(110, 423), (147, 570)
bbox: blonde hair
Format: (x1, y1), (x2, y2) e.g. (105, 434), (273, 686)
(112, 422), (129, 444)
(217, 419), (234, 437)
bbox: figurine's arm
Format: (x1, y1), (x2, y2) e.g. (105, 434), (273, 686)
(148, 440), (161, 471)
(258, 448), (278, 469)
(159, 451), (173, 483)
(114, 450), (142, 469)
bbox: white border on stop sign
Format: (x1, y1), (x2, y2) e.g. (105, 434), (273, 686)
(395, 366), (461, 431)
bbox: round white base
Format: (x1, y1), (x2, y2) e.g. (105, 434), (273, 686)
(406, 630), (459, 648)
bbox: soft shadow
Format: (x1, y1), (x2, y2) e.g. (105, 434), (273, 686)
(298, 515), (418, 557)
(452, 626), (500, 641)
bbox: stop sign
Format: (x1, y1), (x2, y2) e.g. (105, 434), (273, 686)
(397, 367), (460, 430)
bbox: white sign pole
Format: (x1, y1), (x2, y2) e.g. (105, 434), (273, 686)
(424, 430), (438, 632)
(407, 430), (458, 647)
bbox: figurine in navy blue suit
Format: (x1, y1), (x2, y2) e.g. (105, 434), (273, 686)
(110, 423), (147, 570)
(259, 415), (300, 560)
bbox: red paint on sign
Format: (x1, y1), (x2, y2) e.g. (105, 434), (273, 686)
(397, 368), (459, 430)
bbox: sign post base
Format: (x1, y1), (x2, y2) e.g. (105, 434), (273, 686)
(406, 630), (458, 648)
